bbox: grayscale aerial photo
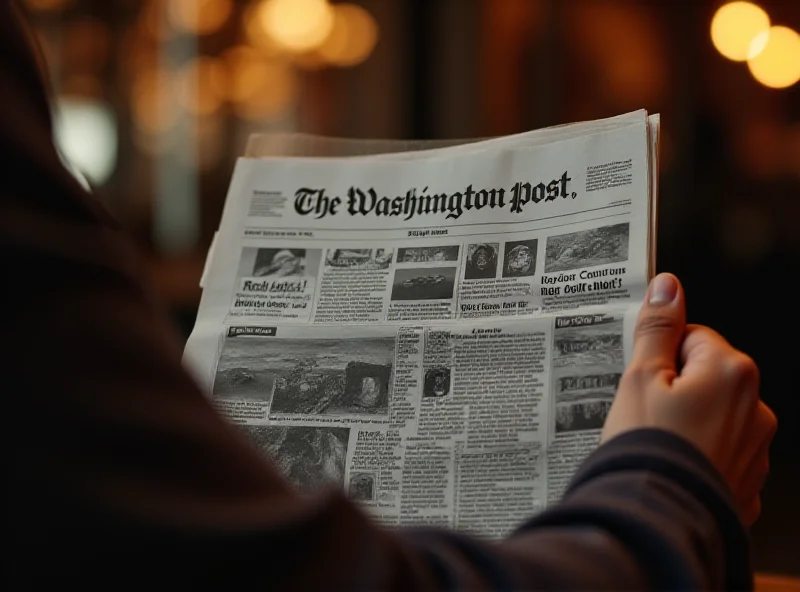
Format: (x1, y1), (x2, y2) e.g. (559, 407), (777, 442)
(544, 222), (629, 273)
(214, 335), (395, 416)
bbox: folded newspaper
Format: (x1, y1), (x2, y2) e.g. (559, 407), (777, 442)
(184, 109), (660, 538)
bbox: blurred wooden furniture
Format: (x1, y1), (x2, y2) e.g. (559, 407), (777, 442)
(756, 574), (800, 592)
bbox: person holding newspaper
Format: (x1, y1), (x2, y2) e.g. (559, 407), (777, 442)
(3, 3), (775, 590)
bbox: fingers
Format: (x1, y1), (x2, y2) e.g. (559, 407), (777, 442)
(622, 274), (777, 531)
(737, 435), (771, 502)
(678, 324), (729, 365)
(738, 402), (777, 487)
(629, 273), (686, 384)
(755, 400), (778, 444)
(734, 403), (776, 527)
(678, 325), (760, 394)
(738, 424), (772, 527)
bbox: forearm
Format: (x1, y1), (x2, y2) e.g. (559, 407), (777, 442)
(511, 429), (751, 590)
(11, 427), (748, 590)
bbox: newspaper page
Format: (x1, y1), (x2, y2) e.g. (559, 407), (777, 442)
(184, 110), (659, 538)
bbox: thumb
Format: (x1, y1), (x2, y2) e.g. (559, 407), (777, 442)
(630, 273), (687, 382)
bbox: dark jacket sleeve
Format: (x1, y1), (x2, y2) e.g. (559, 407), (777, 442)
(2, 5), (751, 590)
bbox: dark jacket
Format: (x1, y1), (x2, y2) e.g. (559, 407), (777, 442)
(2, 3), (750, 589)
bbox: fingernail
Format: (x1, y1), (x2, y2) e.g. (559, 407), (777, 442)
(648, 273), (678, 305)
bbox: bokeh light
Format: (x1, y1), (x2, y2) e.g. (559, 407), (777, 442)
(257, 0), (335, 53)
(242, 3), (280, 54)
(54, 98), (118, 186)
(710, 2), (770, 62)
(119, 23), (156, 86)
(132, 67), (178, 134)
(177, 57), (227, 116)
(168, 0), (233, 36)
(221, 45), (296, 120)
(140, 0), (168, 40)
(291, 50), (328, 71)
(219, 45), (264, 103)
(747, 26), (800, 89)
(317, 3), (379, 67)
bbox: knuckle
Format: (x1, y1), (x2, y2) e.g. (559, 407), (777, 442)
(760, 458), (770, 481)
(759, 403), (778, 438)
(725, 353), (759, 385)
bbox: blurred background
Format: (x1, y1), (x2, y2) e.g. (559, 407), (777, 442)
(17, 0), (799, 576)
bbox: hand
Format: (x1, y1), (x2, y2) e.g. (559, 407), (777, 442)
(602, 273), (777, 526)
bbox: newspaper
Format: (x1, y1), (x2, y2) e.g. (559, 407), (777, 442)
(184, 109), (660, 538)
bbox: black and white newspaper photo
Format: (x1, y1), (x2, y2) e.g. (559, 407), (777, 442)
(325, 248), (394, 270)
(229, 246), (320, 322)
(242, 425), (350, 492)
(213, 327), (395, 421)
(546, 311), (626, 501)
(544, 222), (630, 274)
(551, 313), (623, 435)
(397, 245), (460, 263)
(538, 221), (633, 313)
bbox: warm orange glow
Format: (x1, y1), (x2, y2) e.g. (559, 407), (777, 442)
(221, 45), (295, 120)
(291, 51), (328, 71)
(747, 26), (800, 89)
(63, 18), (110, 70)
(243, 3), (280, 54)
(317, 3), (379, 67)
(569, 3), (666, 108)
(132, 68), (178, 134)
(220, 46), (263, 103)
(710, 2), (770, 62)
(140, 0), (168, 40)
(61, 74), (104, 99)
(235, 65), (295, 120)
(24, 0), (73, 12)
(177, 57), (227, 116)
(257, 0), (335, 53)
(168, 0), (233, 36)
